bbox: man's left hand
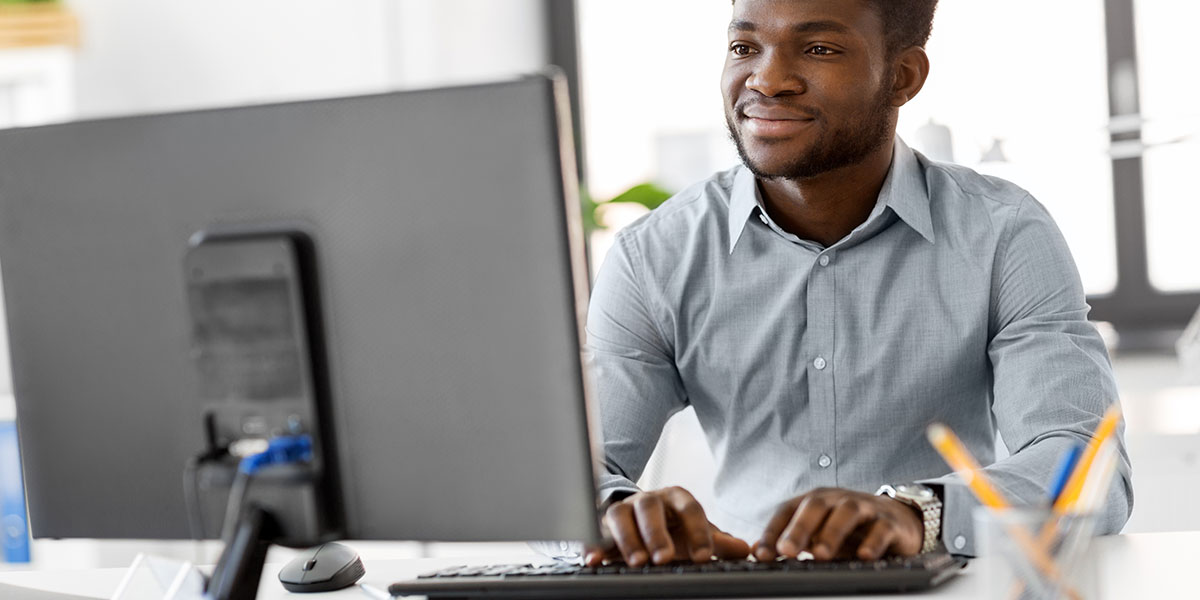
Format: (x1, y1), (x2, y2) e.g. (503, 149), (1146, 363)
(753, 488), (923, 562)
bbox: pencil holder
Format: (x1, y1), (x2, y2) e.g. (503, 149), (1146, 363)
(974, 507), (1099, 600)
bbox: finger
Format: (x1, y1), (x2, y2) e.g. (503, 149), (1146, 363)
(662, 487), (713, 562)
(777, 495), (831, 558)
(856, 519), (897, 561)
(712, 528), (752, 560)
(585, 511), (617, 566)
(632, 494), (676, 564)
(754, 497), (802, 562)
(583, 546), (617, 567)
(811, 497), (875, 561)
(604, 502), (650, 566)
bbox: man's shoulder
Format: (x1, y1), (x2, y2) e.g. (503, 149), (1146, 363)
(916, 154), (1031, 210)
(614, 165), (740, 250)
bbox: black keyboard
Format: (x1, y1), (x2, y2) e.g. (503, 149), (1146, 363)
(388, 553), (968, 599)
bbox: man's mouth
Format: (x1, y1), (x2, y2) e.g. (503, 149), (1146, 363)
(739, 105), (817, 138)
(743, 116), (815, 138)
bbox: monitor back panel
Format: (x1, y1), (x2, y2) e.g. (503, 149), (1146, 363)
(0, 76), (600, 542)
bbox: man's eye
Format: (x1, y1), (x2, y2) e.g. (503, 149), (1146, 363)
(730, 44), (755, 57)
(808, 45), (836, 56)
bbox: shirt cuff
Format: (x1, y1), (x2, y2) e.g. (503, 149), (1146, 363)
(916, 474), (979, 556)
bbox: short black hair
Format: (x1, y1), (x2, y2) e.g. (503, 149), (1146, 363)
(731, 0), (938, 56)
(868, 0), (938, 55)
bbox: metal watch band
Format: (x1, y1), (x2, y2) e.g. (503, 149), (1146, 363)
(875, 483), (942, 554)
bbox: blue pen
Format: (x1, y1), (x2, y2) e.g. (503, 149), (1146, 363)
(1047, 443), (1084, 504)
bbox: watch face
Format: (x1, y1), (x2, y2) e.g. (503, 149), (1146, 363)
(897, 484), (933, 498)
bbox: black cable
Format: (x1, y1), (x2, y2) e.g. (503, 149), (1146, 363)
(220, 469), (253, 544)
(182, 457), (205, 541)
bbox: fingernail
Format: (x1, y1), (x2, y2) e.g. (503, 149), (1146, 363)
(653, 549), (672, 564)
(777, 540), (798, 556)
(694, 547), (712, 562)
(813, 543), (830, 559)
(755, 546), (773, 561)
(629, 551), (647, 566)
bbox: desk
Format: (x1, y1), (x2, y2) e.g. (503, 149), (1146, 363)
(0, 531), (1194, 599)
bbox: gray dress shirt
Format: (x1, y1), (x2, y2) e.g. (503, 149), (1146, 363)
(586, 138), (1132, 556)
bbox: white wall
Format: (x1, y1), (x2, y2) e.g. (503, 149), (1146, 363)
(67, 0), (391, 118)
(66, 0), (548, 119)
(389, 0), (548, 89)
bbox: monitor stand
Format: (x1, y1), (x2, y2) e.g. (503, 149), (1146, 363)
(207, 504), (278, 600)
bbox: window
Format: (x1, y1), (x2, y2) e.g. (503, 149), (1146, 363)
(1135, 0), (1200, 293)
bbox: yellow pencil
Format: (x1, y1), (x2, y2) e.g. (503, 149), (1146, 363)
(1051, 404), (1122, 513)
(926, 423), (1011, 508)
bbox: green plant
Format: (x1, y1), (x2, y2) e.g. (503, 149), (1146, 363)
(583, 182), (674, 232)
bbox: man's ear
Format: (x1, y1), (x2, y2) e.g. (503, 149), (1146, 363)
(889, 46), (930, 107)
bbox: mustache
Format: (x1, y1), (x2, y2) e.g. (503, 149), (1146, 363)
(735, 99), (823, 120)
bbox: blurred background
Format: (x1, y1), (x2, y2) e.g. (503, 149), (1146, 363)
(0, 0), (1197, 571)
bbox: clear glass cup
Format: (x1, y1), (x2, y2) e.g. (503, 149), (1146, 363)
(973, 507), (1100, 600)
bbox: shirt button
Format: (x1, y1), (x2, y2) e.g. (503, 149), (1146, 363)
(813, 356), (827, 370)
(818, 255), (830, 267)
(818, 454), (832, 468)
(953, 535), (967, 551)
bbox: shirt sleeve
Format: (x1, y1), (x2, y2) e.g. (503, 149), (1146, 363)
(919, 193), (1133, 556)
(530, 230), (691, 562)
(587, 230), (690, 504)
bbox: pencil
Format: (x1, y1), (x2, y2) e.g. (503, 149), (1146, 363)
(1052, 404), (1122, 513)
(1046, 443), (1084, 505)
(926, 423), (1011, 508)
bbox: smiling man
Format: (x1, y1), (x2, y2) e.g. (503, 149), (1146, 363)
(581, 0), (1132, 565)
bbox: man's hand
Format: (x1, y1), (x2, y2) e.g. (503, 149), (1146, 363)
(584, 486), (751, 567)
(754, 488), (923, 562)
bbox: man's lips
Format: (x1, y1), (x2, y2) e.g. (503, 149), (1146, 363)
(742, 106), (815, 121)
(740, 105), (817, 138)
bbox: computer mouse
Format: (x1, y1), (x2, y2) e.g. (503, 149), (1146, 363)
(278, 542), (366, 593)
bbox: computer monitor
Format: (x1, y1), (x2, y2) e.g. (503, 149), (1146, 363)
(0, 74), (601, 548)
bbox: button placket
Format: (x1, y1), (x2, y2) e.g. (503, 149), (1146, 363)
(804, 245), (838, 487)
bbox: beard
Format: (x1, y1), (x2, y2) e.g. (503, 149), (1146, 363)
(726, 77), (896, 181)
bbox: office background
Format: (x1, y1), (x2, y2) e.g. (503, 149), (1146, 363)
(0, 0), (1197, 571)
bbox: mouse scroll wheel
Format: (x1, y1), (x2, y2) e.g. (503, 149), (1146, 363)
(303, 558), (318, 572)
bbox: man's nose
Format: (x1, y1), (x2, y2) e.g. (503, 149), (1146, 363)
(745, 51), (804, 97)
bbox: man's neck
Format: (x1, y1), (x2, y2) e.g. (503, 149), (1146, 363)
(756, 139), (896, 248)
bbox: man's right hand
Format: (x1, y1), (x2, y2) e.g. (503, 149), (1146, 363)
(583, 486), (751, 567)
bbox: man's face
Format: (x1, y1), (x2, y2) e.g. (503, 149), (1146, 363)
(722, 0), (897, 180)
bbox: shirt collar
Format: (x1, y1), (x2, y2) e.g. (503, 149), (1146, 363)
(726, 137), (935, 253)
(727, 166), (760, 252)
(880, 137), (935, 244)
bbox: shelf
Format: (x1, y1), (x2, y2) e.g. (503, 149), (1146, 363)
(0, 4), (78, 50)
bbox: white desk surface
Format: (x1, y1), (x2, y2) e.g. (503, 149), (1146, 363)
(0, 531), (1194, 600)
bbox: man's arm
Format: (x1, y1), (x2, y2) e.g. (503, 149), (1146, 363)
(586, 231), (689, 502)
(919, 193), (1133, 556)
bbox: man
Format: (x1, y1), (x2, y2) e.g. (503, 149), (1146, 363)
(580, 0), (1132, 566)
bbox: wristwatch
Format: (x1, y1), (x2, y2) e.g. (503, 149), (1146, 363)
(875, 483), (942, 554)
